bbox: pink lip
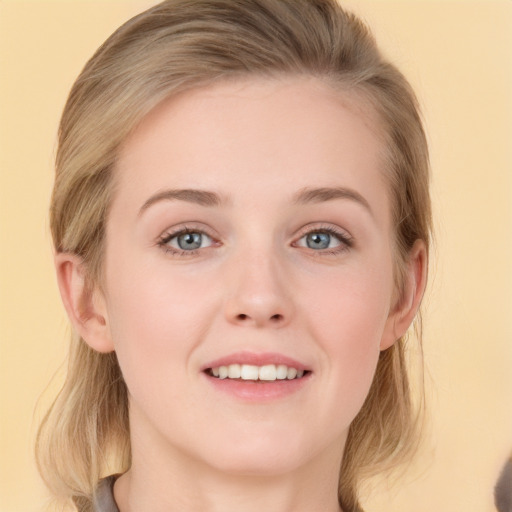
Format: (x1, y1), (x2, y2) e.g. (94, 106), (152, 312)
(200, 351), (312, 402)
(203, 373), (311, 401)
(201, 351), (310, 372)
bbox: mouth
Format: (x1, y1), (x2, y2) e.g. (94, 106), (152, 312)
(201, 352), (312, 400)
(205, 363), (310, 381)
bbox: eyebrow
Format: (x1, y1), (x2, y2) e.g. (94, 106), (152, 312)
(139, 188), (225, 215)
(138, 186), (373, 217)
(292, 186), (374, 217)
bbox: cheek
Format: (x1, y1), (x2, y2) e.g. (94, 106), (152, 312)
(106, 250), (212, 336)
(299, 263), (392, 416)
(303, 261), (392, 347)
(102, 254), (217, 396)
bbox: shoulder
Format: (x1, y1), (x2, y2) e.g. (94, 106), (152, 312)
(495, 457), (512, 512)
(92, 475), (120, 512)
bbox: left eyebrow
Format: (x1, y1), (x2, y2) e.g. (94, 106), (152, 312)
(292, 186), (374, 218)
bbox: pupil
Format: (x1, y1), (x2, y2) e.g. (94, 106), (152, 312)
(178, 232), (201, 250)
(307, 232), (330, 249)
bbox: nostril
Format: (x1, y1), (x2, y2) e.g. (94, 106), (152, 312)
(232, 312), (286, 325)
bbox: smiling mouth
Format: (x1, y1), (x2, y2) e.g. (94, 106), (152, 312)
(206, 364), (310, 381)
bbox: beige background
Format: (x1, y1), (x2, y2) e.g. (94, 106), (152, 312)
(1, 1), (511, 511)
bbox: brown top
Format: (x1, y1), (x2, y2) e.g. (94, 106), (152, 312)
(93, 475), (120, 512)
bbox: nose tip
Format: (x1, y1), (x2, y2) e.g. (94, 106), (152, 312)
(224, 256), (293, 329)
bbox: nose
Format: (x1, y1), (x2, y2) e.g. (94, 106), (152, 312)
(223, 251), (293, 329)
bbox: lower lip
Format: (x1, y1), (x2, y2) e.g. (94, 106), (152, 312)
(203, 373), (311, 401)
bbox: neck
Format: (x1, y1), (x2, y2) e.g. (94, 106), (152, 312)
(113, 410), (345, 512)
(115, 465), (343, 512)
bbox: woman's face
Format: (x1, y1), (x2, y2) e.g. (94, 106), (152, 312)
(99, 77), (400, 475)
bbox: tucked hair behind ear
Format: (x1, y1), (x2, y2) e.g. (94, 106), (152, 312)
(36, 1), (431, 511)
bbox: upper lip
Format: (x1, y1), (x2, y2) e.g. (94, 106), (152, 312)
(201, 351), (310, 372)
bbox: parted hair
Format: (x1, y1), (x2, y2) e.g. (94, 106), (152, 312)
(36, 1), (431, 511)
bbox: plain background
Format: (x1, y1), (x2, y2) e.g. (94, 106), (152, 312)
(0, 1), (511, 511)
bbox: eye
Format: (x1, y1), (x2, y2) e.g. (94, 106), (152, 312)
(294, 226), (352, 253)
(158, 228), (215, 254)
(303, 232), (338, 250)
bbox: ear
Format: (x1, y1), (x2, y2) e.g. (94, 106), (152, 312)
(55, 252), (115, 353)
(380, 239), (428, 350)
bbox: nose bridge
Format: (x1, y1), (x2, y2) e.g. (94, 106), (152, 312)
(224, 240), (293, 328)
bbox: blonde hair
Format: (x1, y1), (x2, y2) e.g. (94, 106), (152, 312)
(36, 1), (432, 510)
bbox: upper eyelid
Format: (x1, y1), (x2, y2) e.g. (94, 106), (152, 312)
(294, 223), (353, 241)
(156, 222), (353, 247)
(160, 229), (213, 244)
(158, 223), (218, 241)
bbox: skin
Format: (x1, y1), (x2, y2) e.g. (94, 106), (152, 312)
(56, 76), (426, 512)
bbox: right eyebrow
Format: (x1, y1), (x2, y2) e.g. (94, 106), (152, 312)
(138, 188), (226, 216)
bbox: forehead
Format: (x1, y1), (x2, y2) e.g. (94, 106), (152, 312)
(113, 76), (389, 217)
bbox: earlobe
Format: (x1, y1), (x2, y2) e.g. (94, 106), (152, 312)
(380, 239), (428, 350)
(54, 252), (115, 353)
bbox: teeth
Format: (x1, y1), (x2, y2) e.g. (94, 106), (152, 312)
(259, 364), (276, 381)
(209, 363), (306, 381)
(276, 364), (288, 379)
(228, 364), (241, 379)
(287, 367), (297, 379)
(240, 365), (259, 380)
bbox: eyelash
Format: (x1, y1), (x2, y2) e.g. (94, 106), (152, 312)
(157, 226), (218, 257)
(157, 224), (353, 257)
(293, 225), (354, 256)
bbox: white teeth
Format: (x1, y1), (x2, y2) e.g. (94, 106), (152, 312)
(259, 364), (276, 381)
(240, 365), (259, 380)
(228, 364), (241, 379)
(218, 366), (228, 379)
(209, 363), (306, 381)
(276, 364), (288, 379)
(287, 367), (297, 380)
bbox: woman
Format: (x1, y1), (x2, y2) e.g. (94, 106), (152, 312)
(36, 1), (431, 511)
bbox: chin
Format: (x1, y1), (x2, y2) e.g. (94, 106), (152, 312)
(191, 425), (327, 477)
(209, 450), (307, 477)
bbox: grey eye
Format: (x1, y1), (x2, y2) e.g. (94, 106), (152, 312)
(176, 232), (205, 250)
(306, 232), (332, 250)
(159, 229), (215, 255)
(295, 229), (345, 251)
